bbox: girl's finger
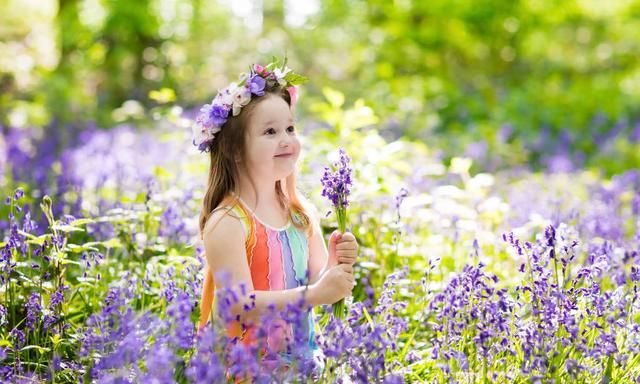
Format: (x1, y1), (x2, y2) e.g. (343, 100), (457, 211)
(336, 243), (357, 251)
(328, 231), (341, 266)
(339, 264), (353, 273)
(336, 236), (356, 244)
(341, 232), (356, 241)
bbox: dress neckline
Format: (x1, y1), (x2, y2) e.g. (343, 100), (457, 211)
(231, 192), (292, 231)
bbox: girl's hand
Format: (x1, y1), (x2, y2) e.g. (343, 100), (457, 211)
(328, 230), (359, 267)
(308, 264), (355, 305)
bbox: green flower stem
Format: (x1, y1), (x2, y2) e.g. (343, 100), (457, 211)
(332, 205), (348, 319)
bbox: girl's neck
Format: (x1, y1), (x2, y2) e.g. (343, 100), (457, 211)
(235, 172), (283, 210)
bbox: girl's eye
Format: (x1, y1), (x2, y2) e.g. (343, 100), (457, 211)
(287, 126), (296, 133)
(265, 128), (276, 135)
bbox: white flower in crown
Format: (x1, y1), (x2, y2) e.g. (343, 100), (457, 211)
(216, 85), (235, 107)
(274, 66), (292, 86)
(191, 120), (219, 150)
(229, 83), (251, 116)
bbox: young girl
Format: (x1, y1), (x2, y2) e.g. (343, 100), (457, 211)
(193, 59), (359, 375)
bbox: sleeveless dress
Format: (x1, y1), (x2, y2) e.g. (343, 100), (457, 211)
(198, 192), (318, 363)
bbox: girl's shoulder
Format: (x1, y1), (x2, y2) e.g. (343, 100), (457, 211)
(201, 194), (249, 240)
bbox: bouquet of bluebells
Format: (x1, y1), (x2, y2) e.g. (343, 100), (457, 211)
(321, 148), (353, 319)
(192, 56), (307, 152)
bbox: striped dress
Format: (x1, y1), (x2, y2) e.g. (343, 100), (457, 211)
(198, 192), (317, 358)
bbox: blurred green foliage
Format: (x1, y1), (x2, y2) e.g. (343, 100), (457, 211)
(1, 0), (639, 171)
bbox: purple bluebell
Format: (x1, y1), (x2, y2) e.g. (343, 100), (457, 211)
(321, 148), (353, 209)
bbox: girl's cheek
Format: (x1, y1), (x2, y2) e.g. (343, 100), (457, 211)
(292, 138), (301, 153)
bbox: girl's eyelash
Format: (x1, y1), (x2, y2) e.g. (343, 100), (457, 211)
(265, 126), (296, 134)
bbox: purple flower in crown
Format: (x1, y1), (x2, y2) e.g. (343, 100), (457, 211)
(193, 101), (228, 151)
(198, 102), (230, 128)
(248, 74), (266, 96)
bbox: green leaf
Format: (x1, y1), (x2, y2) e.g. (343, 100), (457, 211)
(50, 334), (62, 346)
(66, 244), (99, 253)
(59, 259), (81, 266)
(69, 218), (96, 227)
(52, 224), (85, 233)
(101, 238), (122, 249)
(18, 230), (37, 240)
(20, 345), (51, 354)
(361, 306), (375, 328)
(602, 355), (614, 384)
(265, 56), (281, 71)
(284, 72), (308, 86)
(26, 234), (51, 246)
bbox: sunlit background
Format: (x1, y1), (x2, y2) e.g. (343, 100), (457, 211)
(2, 0), (639, 173)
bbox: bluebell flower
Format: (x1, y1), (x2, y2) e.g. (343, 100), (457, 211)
(26, 291), (42, 331)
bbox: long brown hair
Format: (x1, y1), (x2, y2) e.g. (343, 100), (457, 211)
(197, 85), (313, 239)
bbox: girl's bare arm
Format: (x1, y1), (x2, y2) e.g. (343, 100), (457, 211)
(203, 210), (319, 324)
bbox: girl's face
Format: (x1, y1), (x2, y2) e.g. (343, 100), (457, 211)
(242, 95), (301, 182)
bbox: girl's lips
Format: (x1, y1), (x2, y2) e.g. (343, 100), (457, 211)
(274, 153), (293, 158)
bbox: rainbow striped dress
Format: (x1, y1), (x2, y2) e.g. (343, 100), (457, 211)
(198, 193), (317, 358)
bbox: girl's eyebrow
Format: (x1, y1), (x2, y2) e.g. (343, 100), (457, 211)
(262, 118), (294, 127)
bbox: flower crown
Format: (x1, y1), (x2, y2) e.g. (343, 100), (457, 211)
(192, 57), (307, 152)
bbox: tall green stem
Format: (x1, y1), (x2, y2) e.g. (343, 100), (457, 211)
(332, 205), (347, 319)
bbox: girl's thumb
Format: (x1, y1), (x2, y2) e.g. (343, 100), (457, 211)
(328, 230), (341, 265)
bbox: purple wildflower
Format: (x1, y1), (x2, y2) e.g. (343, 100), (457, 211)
(0, 304), (7, 327)
(248, 74), (266, 96)
(631, 265), (640, 282)
(25, 291), (42, 332)
(140, 342), (177, 383)
(320, 148), (353, 318)
(158, 202), (189, 244)
(50, 284), (67, 310)
(166, 291), (196, 350)
(13, 187), (24, 201)
(186, 327), (225, 383)
(10, 328), (25, 348)
(321, 148), (353, 210)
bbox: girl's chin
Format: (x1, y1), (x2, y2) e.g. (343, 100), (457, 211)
(273, 167), (296, 181)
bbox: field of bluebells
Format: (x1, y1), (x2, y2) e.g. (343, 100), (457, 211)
(1, 102), (640, 384)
